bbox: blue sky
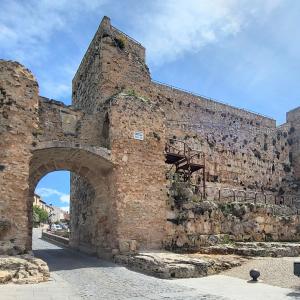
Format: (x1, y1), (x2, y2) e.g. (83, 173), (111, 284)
(1, 0), (300, 210)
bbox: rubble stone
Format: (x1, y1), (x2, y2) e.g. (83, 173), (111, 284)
(114, 251), (246, 279)
(0, 255), (49, 284)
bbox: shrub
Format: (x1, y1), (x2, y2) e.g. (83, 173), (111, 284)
(126, 89), (137, 97)
(153, 132), (161, 141)
(33, 205), (49, 224)
(114, 37), (125, 49)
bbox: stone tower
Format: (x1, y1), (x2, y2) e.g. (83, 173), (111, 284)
(287, 107), (300, 180)
(72, 16), (151, 113)
(70, 16), (167, 254)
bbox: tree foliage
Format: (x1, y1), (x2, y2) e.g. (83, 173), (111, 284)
(33, 205), (49, 224)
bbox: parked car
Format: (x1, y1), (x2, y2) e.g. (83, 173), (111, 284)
(50, 224), (62, 231)
(60, 223), (70, 231)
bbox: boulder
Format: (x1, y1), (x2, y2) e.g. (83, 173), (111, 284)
(0, 255), (49, 284)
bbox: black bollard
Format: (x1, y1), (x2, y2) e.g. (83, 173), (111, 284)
(249, 269), (260, 281)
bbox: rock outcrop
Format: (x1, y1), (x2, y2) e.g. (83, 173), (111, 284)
(0, 255), (49, 284)
(115, 251), (246, 279)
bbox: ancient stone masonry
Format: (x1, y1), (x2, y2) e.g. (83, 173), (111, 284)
(287, 108), (300, 181)
(72, 16), (300, 201)
(1, 16), (300, 258)
(0, 61), (39, 255)
(108, 94), (166, 251)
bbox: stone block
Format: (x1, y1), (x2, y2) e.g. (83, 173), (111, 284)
(0, 271), (12, 283)
(119, 240), (132, 253)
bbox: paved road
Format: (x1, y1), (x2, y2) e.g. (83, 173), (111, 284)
(0, 230), (298, 300)
(32, 229), (226, 300)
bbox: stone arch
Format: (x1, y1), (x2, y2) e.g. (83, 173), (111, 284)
(28, 141), (114, 254)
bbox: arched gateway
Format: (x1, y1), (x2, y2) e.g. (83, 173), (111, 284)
(0, 56), (167, 257)
(29, 142), (113, 254)
(1, 16), (300, 258)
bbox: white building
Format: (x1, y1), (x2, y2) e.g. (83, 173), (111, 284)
(33, 194), (53, 215)
(50, 206), (66, 223)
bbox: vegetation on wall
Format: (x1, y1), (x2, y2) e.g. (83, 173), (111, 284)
(114, 37), (125, 49)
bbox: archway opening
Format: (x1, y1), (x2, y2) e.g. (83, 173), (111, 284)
(28, 145), (114, 256)
(33, 171), (70, 241)
(31, 168), (102, 256)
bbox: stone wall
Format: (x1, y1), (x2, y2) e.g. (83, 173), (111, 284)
(69, 92), (168, 253)
(72, 16), (150, 113)
(0, 60), (116, 256)
(1, 16), (300, 257)
(71, 16), (165, 252)
(165, 182), (300, 251)
(0, 60), (39, 254)
(108, 93), (167, 251)
(70, 16), (300, 253)
(159, 93), (295, 198)
(37, 97), (107, 148)
(72, 16), (299, 202)
(287, 107), (300, 181)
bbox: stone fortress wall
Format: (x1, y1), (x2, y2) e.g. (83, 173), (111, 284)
(73, 16), (300, 202)
(1, 16), (300, 256)
(0, 61), (39, 254)
(287, 108), (300, 180)
(160, 86), (298, 200)
(71, 16), (300, 251)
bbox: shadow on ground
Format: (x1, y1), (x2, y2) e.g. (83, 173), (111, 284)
(286, 291), (300, 298)
(33, 240), (117, 272)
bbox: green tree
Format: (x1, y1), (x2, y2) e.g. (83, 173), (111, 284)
(33, 205), (49, 225)
(33, 210), (40, 227)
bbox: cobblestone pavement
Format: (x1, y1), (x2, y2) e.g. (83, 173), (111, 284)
(32, 230), (227, 300)
(0, 229), (298, 300)
(223, 256), (300, 289)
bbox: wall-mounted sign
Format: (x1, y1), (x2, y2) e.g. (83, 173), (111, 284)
(133, 131), (144, 141)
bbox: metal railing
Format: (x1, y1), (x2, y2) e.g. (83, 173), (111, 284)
(191, 184), (297, 207)
(166, 139), (206, 191)
(111, 26), (144, 47)
(111, 28), (274, 122)
(165, 139), (205, 160)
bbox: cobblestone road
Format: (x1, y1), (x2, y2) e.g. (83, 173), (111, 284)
(0, 230), (297, 300)
(33, 230), (227, 300)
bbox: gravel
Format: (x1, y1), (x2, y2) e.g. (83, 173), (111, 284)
(223, 256), (300, 289)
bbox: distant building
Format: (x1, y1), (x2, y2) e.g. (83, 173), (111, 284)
(63, 212), (70, 222)
(33, 194), (53, 215)
(50, 206), (66, 223)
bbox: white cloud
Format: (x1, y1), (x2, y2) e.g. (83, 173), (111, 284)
(37, 57), (80, 100)
(36, 187), (70, 204)
(0, 0), (108, 100)
(42, 80), (71, 99)
(36, 188), (61, 197)
(0, 0), (107, 64)
(60, 194), (70, 203)
(134, 0), (283, 65)
(0, 0), (284, 101)
(60, 206), (70, 213)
